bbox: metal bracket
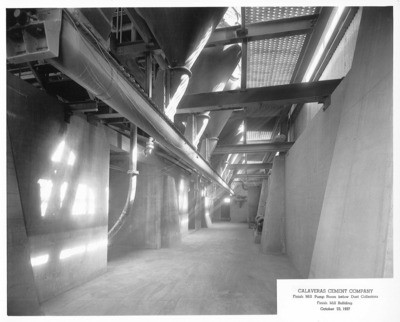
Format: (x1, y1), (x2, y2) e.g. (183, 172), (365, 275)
(322, 95), (331, 111)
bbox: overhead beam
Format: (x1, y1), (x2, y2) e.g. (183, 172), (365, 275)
(115, 41), (161, 58)
(124, 8), (153, 44)
(227, 163), (273, 170)
(213, 142), (293, 155)
(177, 78), (342, 114)
(207, 14), (318, 47)
(90, 112), (122, 119)
(69, 101), (98, 113)
(289, 8), (358, 124)
(234, 174), (269, 179)
(114, 14), (319, 58)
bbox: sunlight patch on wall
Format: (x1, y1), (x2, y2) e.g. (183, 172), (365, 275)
(31, 254), (49, 267)
(59, 245), (86, 260)
(37, 178), (53, 217)
(51, 140), (65, 163)
(72, 184), (95, 216)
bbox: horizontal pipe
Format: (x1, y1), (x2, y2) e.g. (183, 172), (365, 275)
(48, 11), (233, 194)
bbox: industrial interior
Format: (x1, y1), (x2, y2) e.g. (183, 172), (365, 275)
(6, 6), (393, 315)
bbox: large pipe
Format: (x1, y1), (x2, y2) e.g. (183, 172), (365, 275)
(136, 8), (227, 120)
(182, 45), (242, 153)
(48, 11), (233, 194)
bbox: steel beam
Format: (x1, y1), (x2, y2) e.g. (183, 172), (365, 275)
(115, 41), (161, 58)
(227, 163), (272, 170)
(69, 102), (98, 113)
(213, 142), (293, 155)
(234, 174), (269, 179)
(207, 14), (318, 47)
(177, 78), (342, 114)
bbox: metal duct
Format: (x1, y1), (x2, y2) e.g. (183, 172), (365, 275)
(180, 44), (242, 159)
(48, 11), (233, 194)
(136, 8), (227, 120)
(135, 8), (227, 69)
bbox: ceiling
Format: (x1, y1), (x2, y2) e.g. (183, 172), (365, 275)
(6, 7), (356, 189)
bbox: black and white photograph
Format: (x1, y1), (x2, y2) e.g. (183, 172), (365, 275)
(3, 1), (399, 320)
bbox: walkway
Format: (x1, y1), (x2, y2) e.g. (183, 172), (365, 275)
(41, 222), (299, 315)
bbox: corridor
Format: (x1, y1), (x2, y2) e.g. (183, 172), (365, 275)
(41, 223), (299, 315)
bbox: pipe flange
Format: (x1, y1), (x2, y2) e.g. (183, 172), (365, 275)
(169, 66), (192, 78)
(127, 170), (139, 176)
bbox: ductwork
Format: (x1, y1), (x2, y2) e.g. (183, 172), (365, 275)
(136, 8), (227, 120)
(47, 10), (233, 194)
(179, 44), (242, 159)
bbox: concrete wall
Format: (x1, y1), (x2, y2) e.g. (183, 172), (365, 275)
(256, 178), (269, 220)
(161, 176), (181, 247)
(309, 7), (393, 278)
(261, 156), (286, 254)
(284, 7), (391, 279)
(7, 73), (110, 304)
(247, 185), (261, 224)
(108, 152), (192, 256)
(285, 79), (346, 277)
(7, 132), (42, 315)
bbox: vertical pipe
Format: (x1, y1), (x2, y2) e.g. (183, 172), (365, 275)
(145, 53), (153, 98)
(119, 8), (123, 43)
(116, 8), (119, 40)
(244, 117), (247, 175)
(241, 7), (247, 90)
(108, 123), (138, 243)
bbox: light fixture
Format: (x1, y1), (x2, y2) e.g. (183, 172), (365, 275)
(224, 197), (231, 203)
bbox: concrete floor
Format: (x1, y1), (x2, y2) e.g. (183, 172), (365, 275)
(41, 222), (300, 315)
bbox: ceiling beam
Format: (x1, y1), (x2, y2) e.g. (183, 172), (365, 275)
(115, 41), (161, 58)
(227, 163), (273, 170)
(90, 112), (122, 119)
(234, 174), (269, 179)
(207, 14), (318, 47)
(213, 142), (293, 155)
(177, 78), (342, 114)
(124, 9), (153, 44)
(289, 8), (358, 125)
(111, 14), (319, 58)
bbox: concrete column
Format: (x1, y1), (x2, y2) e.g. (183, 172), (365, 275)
(188, 181), (196, 229)
(261, 155), (286, 254)
(247, 185), (262, 226)
(161, 175), (181, 247)
(256, 178), (269, 219)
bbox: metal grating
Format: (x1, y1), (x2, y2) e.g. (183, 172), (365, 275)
(247, 34), (306, 87)
(245, 7), (317, 24)
(246, 131), (273, 141)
